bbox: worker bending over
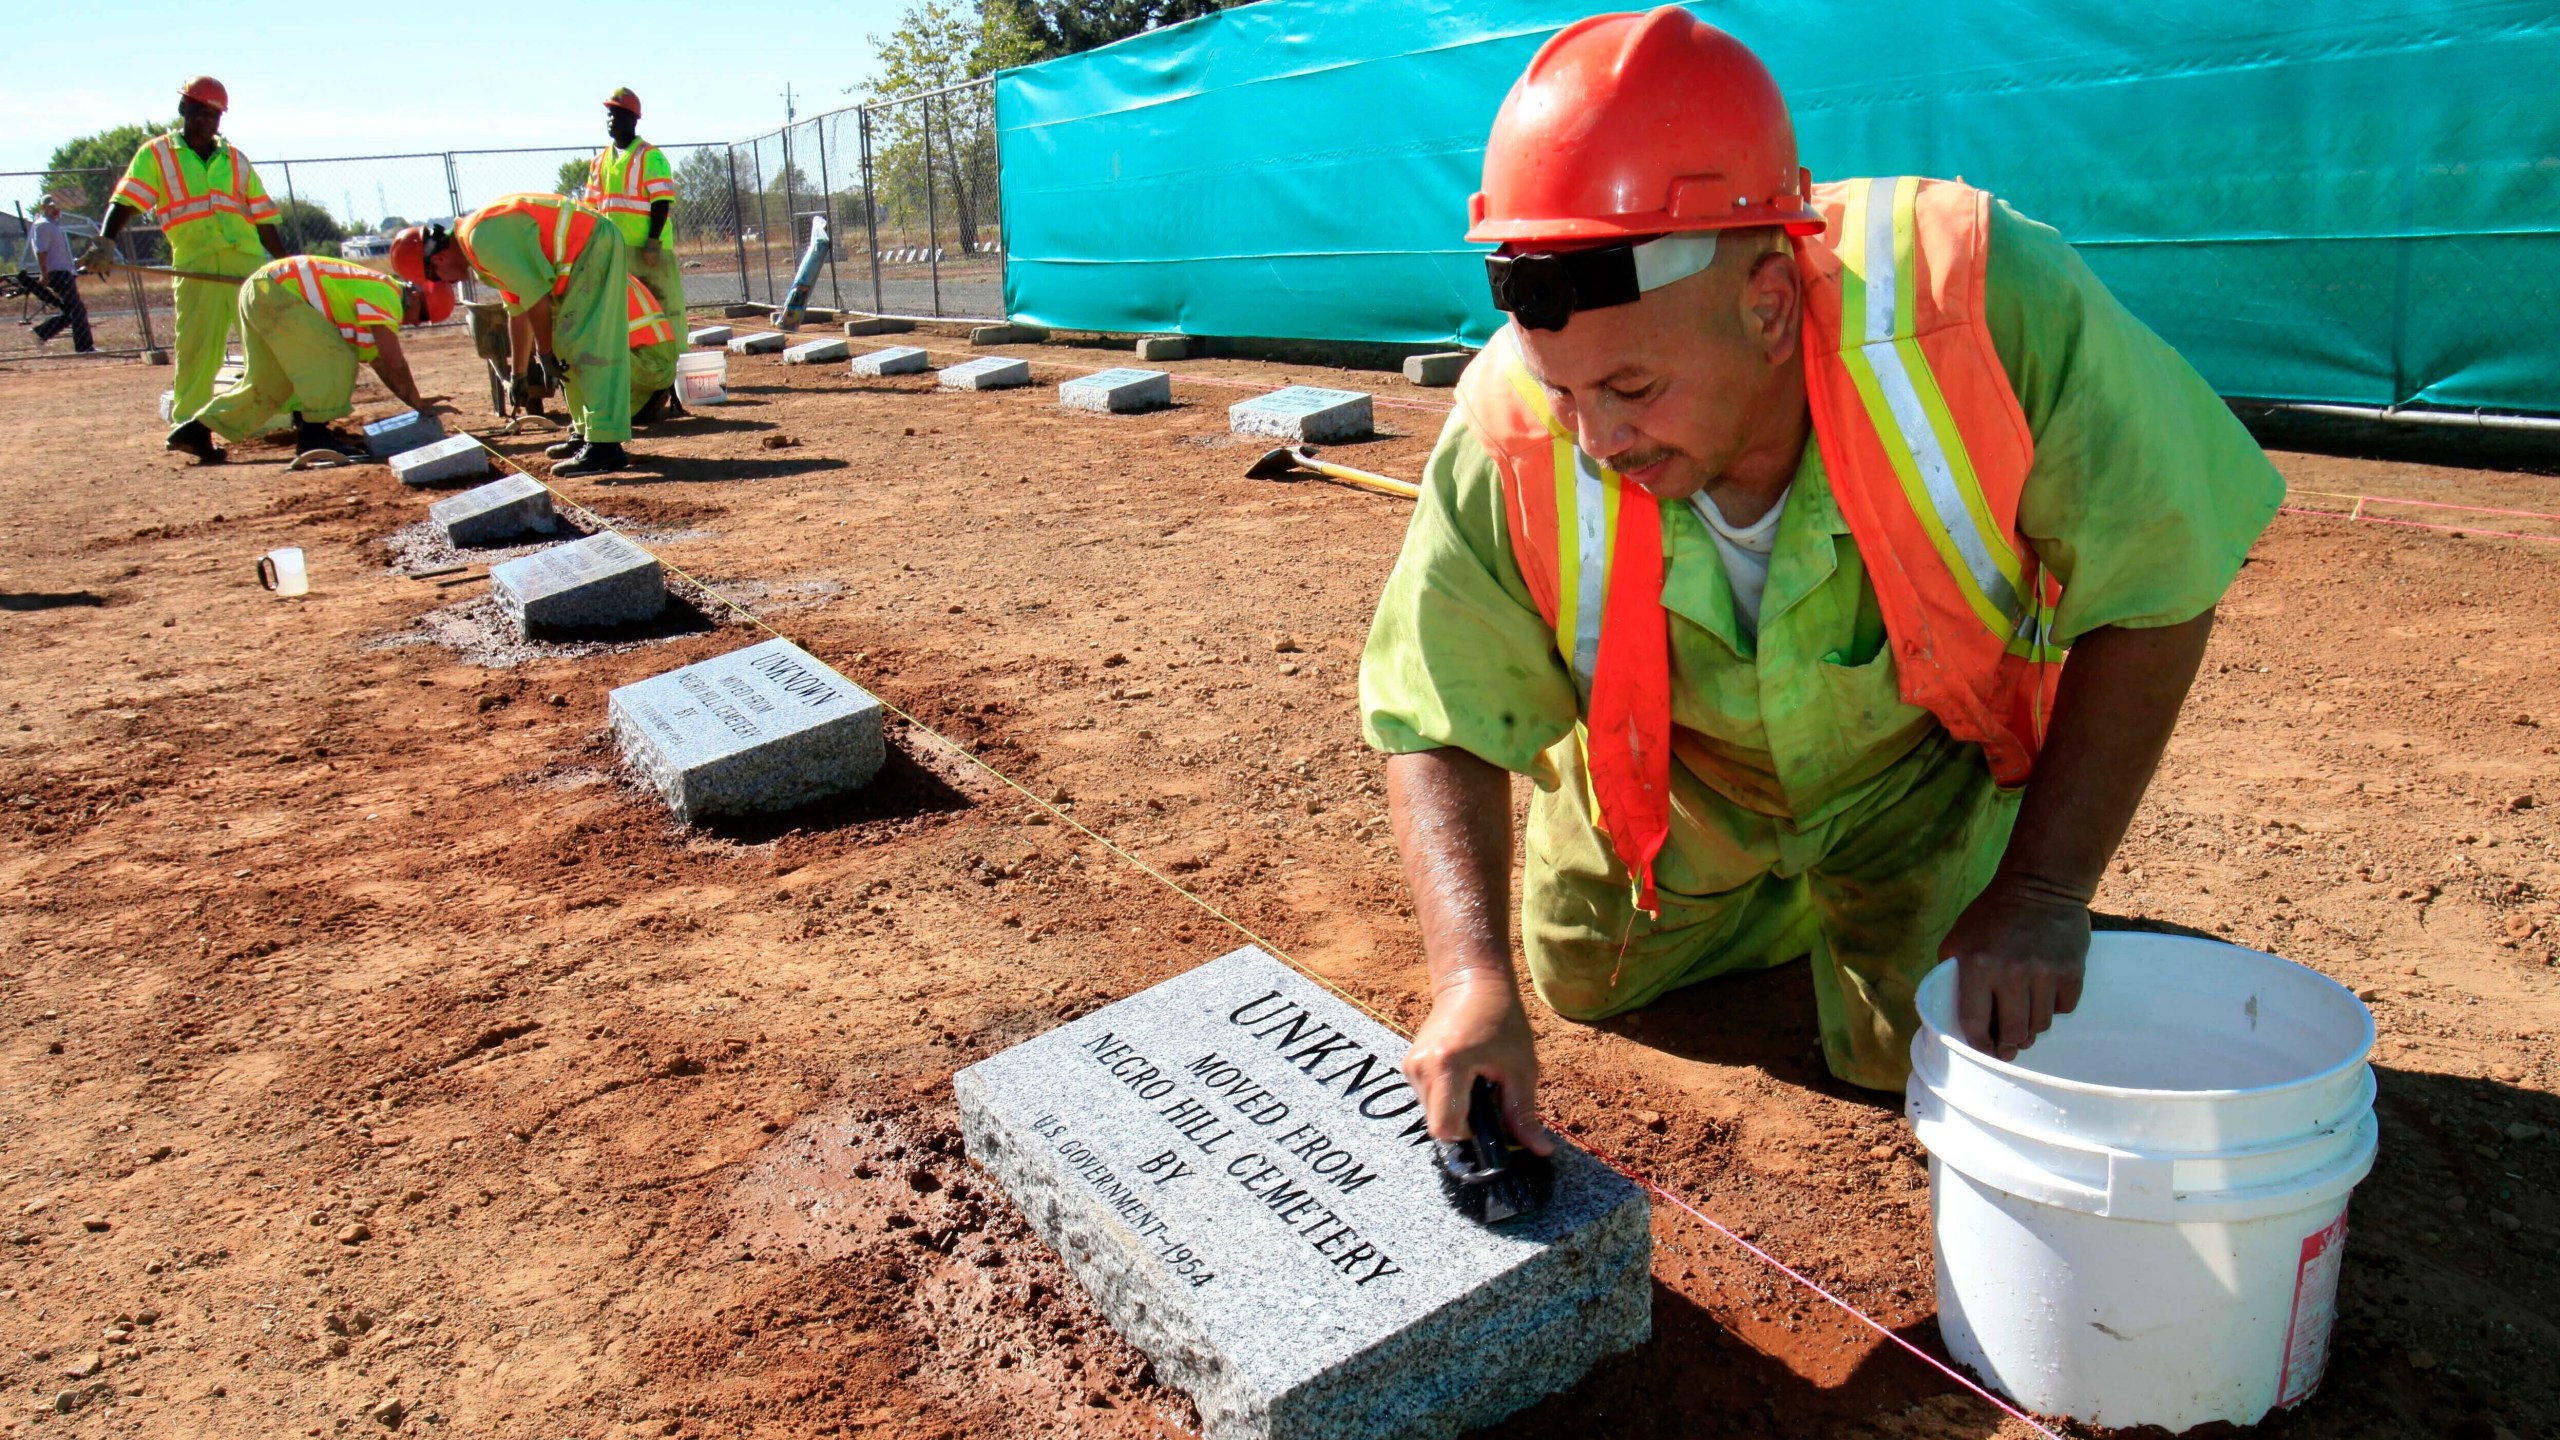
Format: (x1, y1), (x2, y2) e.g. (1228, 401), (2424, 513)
(1365, 9), (2283, 1151)
(394, 194), (634, 477)
(165, 255), (450, 463)
(624, 275), (682, 417)
(85, 76), (292, 431)
(586, 87), (686, 423)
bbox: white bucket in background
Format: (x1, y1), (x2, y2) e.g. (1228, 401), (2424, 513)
(674, 349), (727, 407)
(1907, 932), (2376, 1432)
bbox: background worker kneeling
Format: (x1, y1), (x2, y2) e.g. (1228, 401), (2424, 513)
(165, 256), (451, 463)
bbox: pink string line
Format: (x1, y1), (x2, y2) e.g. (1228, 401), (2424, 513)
(2281, 504), (2560, 546)
(1577, 1136), (2069, 1440)
(2286, 488), (2560, 523)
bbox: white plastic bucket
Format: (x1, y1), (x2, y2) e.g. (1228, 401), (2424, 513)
(675, 349), (727, 407)
(1907, 932), (2376, 1431)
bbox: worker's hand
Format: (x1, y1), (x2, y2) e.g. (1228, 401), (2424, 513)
(1401, 969), (1553, 1156)
(641, 241), (663, 260)
(78, 239), (115, 277)
(1941, 877), (2090, 1062)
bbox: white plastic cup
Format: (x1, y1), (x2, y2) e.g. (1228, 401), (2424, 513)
(257, 547), (309, 597)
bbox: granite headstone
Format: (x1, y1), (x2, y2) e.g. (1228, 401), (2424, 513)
(607, 637), (885, 821)
(689, 325), (735, 347)
(389, 434), (493, 488)
(1401, 353), (1470, 388)
(428, 474), (559, 547)
(938, 356), (1033, 391)
(728, 331), (787, 355)
(850, 345), (931, 376)
(957, 947), (1651, 1440)
(784, 336), (851, 365)
(488, 532), (665, 637)
(1230, 386), (1373, 444)
(1060, 367), (1172, 414)
(363, 409), (443, 458)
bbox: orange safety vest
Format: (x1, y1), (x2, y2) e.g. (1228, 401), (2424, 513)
(1455, 176), (2061, 912)
(625, 276), (675, 349)
(456, 193), (606, 301)
(111, 133), (279, 236)
(264, 254), (403, 347)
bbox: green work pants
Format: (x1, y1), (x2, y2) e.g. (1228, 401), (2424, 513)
(1522, 731), (2020, 1091)
(631, 241), (686, 326)
(171, 257), (259, 420)
(195, 279), (355, 442)
(555, 229), (632, 445)
(631, 334), (680, 409)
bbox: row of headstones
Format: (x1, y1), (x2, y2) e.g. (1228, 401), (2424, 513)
(406, 460), (888, 828)
(693, 325), (1394, 445)
(379, 338), (1633, 1440)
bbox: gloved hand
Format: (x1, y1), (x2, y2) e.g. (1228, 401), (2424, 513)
(509, 371), (541, 411)
(640, 241), (663, 261)
(78, 239), (116, 277)
(529, 352), (562, 392)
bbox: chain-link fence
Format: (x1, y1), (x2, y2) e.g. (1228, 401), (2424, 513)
(729, 80), (1003, 322)
(1, 79), (1003, 362)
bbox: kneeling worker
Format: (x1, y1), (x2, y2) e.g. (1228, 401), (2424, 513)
(392, 193), (634, 477)
(165, 254), (452, 462)
(1364, 10), (2285, 1152)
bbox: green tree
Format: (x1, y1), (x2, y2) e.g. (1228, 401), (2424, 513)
(674, 148), (736, 233)
(867, 0), (1040, 254)
(42, 121), (164, 218)
(271, 197), (344, 255)
(378, 215), (408, 233)
(555, 156), (590, 197)
(986, 0), (1240, 56)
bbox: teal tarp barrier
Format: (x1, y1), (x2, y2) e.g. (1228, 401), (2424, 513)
(997, 1), (2560, 413)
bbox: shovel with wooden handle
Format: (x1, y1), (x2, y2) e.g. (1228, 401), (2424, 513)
(1243, 445), (1420, 500)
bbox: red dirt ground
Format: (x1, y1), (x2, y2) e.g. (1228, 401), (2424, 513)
(0, 329), (2552, 1440)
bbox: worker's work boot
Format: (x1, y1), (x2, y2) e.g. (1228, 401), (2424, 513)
(293, 419), (362, 456)
(631, 388), (675, 427)
(552, 442), (631, 478)
(544, 432), (586, 461)
(164, 420), (225, 464)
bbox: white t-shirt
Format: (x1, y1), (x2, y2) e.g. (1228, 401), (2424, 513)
(1691, 487), (1790, 637)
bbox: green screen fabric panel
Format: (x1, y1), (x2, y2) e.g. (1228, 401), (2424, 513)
(996, 0), (2560, 414)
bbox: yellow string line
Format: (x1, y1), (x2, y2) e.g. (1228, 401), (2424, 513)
(458, 436), (1416, 1039)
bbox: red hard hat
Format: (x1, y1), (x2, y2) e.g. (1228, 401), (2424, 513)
(605, 87), (641, 117)
(179, 76), (230, 113)
(1468, 8), (1822, 245)
(388, 225), (431, 284)
(418, 280), (456, 324)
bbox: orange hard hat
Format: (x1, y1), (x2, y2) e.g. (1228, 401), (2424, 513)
(1467, 8), (1821, 245)
(179, 75), (230, 113)
(417, 280), (456, 325)
(388, 225), (432, 284)
(605, 87), (641, 117)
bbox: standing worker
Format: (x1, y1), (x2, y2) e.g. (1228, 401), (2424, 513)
(83, 77), (291, 429)
(392, 194), (635, 476)
(164, 255), (451, 463)
(585, 86), (686, 422)
(1364, 9), (2285, 1152)
(26, 192), (94, 352)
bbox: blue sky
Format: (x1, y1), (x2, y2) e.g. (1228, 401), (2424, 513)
(5, 0), (921, 188)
